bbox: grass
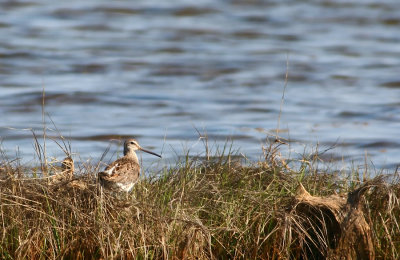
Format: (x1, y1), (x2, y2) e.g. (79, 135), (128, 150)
(0, 137), (399, 259)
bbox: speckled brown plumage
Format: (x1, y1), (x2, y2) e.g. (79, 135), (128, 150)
(99, 157), (141, 191)
(61, 157), (74, 178)
(49, 156), (74, 185)
(98, 138), (161, 192)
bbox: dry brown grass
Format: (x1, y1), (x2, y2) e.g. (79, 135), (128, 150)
(0, 140), (399, 259)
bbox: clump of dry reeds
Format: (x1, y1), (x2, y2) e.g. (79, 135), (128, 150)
(0, 138), (399, 259)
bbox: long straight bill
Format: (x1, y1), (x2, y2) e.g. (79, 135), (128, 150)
(140, 148), (162, 158)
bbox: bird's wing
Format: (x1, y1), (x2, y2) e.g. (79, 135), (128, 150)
(99, 158), (140, 183)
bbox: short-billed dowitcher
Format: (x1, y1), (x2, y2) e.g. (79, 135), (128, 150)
(98, 138), (161, 192)
(49, 156), (74, 185)
(61, 157), (74, 177)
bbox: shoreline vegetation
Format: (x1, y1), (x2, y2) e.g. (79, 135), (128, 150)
(0, 136), (399, 259)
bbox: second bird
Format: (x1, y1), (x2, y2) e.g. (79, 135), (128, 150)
(99, 138), (161, 192)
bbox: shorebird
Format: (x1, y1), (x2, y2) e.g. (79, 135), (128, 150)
(98, 138), (161, 192)
(61, 157), (75, 177)
(49, 156), (74, 185)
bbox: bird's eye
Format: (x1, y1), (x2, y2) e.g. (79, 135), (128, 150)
(130, 142), (134, 144)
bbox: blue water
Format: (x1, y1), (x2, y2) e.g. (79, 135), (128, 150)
(1, 0), (400, 170)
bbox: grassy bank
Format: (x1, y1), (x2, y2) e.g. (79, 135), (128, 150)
(0, 141), (399, 259)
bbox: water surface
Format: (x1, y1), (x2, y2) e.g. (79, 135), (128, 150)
(1, 0), (400, 170)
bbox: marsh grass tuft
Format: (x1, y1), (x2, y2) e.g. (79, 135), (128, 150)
(0, 137), (399, 259)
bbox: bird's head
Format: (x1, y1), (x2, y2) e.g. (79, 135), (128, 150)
(124, 138), (161, 158)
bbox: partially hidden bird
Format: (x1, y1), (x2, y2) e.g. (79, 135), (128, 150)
(49, 156), (74, 185)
